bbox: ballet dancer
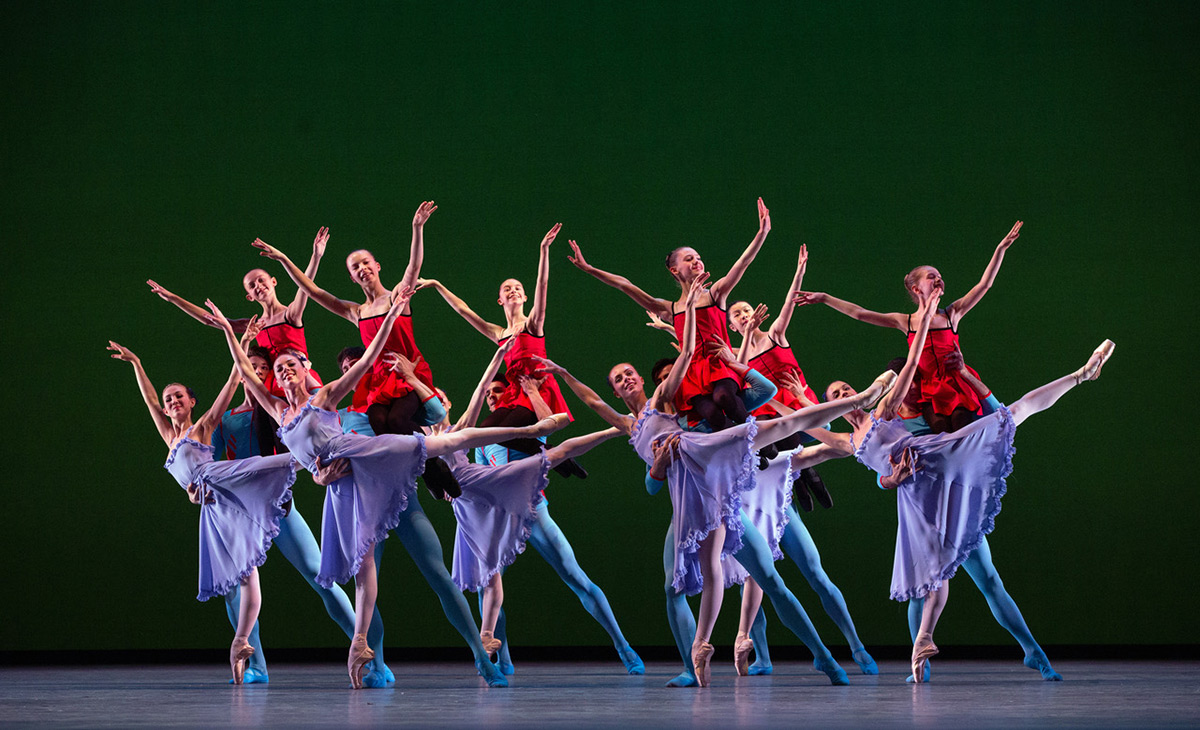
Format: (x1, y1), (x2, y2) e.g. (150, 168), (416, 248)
(417, 222), (585, 478)
(206, 288), (568, 688)
(797, 284), (1113, 682)
(108, 327), (297, 684)
(251, 201), (461, 498)
(567, 198), (771, 429)
(535, 273), (896, 686)
(794, 221), (1023, 433)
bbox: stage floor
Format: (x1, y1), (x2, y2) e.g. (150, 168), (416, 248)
(3, 660), (1197, 728)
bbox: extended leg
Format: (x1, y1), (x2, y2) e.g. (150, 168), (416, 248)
(1008, 341), (1113, 426)
(778, 507), (876, 674)
(527, 501), (643, 674)
(392, 496), (507, 687)
(663, 524), (698, 687)
(752, 376), (892, 450)
(424, 417), (567, 458)
(733, 510), (848, 685)
(223, 587), (266, 681)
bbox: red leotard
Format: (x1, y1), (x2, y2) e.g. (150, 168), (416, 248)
(747, 338), (819, 418)
(255, 320), (323, 397)
(357, 313), (435, 405)
(671, 303), (743, 414)
(906, 312), (983, 417)
(495, 330), (573, 420)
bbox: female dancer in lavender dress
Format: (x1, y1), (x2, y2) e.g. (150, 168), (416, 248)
(536, 273), (896, 686)
(206, 288), (569, 688)
(799, 284), (1114, 681)
(107, 326), (297, 684)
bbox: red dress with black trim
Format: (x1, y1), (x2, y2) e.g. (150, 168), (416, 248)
(671, 303), (743, 414)
(747, 339), (819, 417)
(255, 320), (323, 397)
(357, 313), (435, 405)
(906, 312), (983, 417)
(496, 330), (573, 420)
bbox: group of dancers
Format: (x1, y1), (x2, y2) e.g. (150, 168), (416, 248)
(109, 199), (1114, 690)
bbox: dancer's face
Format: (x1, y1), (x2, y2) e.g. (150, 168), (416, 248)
(346, 250), (382, 286)
(825, 380), (858, 402)
(162, 384), (195, 419)
(484, 382), (507, 413)
(498, 279), (527, 307)
(668, 247), (704, 282)
(609, 363), (644, 398)
(338, 355), (360, 375)
(274, 353), (308, 387)
(728, 301), (755, 334)
(243, 269), (278, 303)
(653, 363), (674, 386)
(248, 355), (270, 384)
(909, 266), (944, 299)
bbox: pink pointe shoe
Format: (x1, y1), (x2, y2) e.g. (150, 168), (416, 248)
(691, 641), (715, 687)
(1074, 340), (1115, 384)
(734, 634), (754, 677)
(348, 633), (375, 690)
(230, 636), (254, 686)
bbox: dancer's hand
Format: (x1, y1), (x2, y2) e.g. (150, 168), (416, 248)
(916, 284), (942, 321)
(796, 243), (808, 273)
(313, 457), (352, 486)
(530, 355), (565, 375)
(541, 223), (562, 249)
(792, 291), (827, 307)
(685, 271), (711, 307)
(757, 197), (771, 235)
(943, 346), (966, 373)
(387, 284), (415, 317)
(146, 279), (175, 302)
(413, 277), (439, 291)
(312, 226), (330, 257)
(239, 315), (261, 348)
(645, 310), (676, 334)
(997, 220), (1022, 251)
(779, 370), (817, 407)
(566, 239), (591, 271)
(185, 482), (202, 504)
(252, 238), (288, 262)
(381, 351), (420, 378)
(746, 303), (770, 332)
(412, 200), (437, 227)
(107, 340), (138, 363)
(649, 433), (682, 480)
(518, 374), (545, 396)
(204, 299), (235, 332)
(704, 338), (736, 364)
(882, 447), (920, 489)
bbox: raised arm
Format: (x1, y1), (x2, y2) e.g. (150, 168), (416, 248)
(876, 286), (941, 418)
(655, 273), (707, 406)
(399, 201), (437, 293)
(416, 278), (505, 341)
(315, 287), (413, 408)
(567, 239), (673, 319)
(710, 197), (771, 304)
(252, 239), (359, 322)
(735, 303), (769, 364)
(767, 244), (807, 346)
(148, 279), (251, 333)
(533, 356), (632, 432)
(284, 226), (330, 322)
(107, 341), (173, 444)
(792, 291), (908, 331)
(195, 321), (265, 434)
(946, 221), (1021, 326)
(204, 304), (287, 422)
(526, 223), (560, 334)
(455, 341), (515, 431)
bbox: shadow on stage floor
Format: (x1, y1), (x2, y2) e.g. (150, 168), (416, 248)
(4, 659), (1199, 728)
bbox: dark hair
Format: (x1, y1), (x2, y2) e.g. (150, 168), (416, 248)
(886, 357), (907, 375)
(337, 345), (366, 369)
(489, 375), (509, 388)
(247, 344), (272, 362)
(275, 348), (308, 367)
(650, 357), (676, 386)
(164, 382), (197, 402)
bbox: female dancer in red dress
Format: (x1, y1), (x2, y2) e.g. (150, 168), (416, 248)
(417, 223), (584, 477)
(794, 221), (1023, 433)
(568, 198), (771, 431)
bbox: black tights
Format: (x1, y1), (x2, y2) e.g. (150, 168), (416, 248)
(480, 405), (545, 455)
(923, 404), (977, 435)
(688, 378), (749, 432)
(367, 391), (422, 436)
(254, 402), (286, 456)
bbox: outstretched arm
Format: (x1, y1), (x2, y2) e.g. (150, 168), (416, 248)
(654, 273), (707, 407)
(416, 278), (505, 341)
(790, 442), (852, 470)
(710, 197), (771, 304)
(767, 244), (807, 346)
(735, 303), (769, 364)
(455, 341), (515, 431)
(196, 321), (265, 433)
(526, 223), (561, 335)
(399, 201), (437, 295)
(107, 342), (173, 444)
(148, 280), (251, 333)
(253, 239), (359, 322)
(204, 304), (287, 422)
(314, 286), (413, 408)
(876, 286), (941, 418)
(532, 356), (632, 432)
(285, 226), (330, 322)
(567, 239), (673, 320)
(946, 221), (1021, 326)
(793, 290), (908, 331)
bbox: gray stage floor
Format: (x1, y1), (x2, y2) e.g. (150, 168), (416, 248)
(3, 660), (1198, 728)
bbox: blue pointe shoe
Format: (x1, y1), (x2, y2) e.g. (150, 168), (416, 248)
(853, 648), (879, 675)
(665, 672), (698, 687)
(228, 666), (268, 684)
(1024, 650), (1063, 681)
(476, 659), (509, 688)
(814, 657), (849, 686)
(618, 646), (645, 675)
(906, 661), (932, 683)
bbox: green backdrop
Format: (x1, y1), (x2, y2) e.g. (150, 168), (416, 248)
(3, 2), (1195, 654)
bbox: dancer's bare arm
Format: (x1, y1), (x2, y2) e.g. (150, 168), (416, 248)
(946, 221), (1021, 327)
(526, 224), (561, 336)
(147, 279), (252, 333)
(205, 305), (288, 422)
(736, 304), (770, 364)
(285, 226), (330, 323)
(196, 321), (266, 436)
(253, 239), (359, 322)
(520, 376), (554, 419)
(710, 197), (771, 305)
(567, 239), (673, 320)
(107, 341), (174, 444)
(456, 340), (515, 430)
(382, 352), (436, 402)
(313, 287), (413, 409)
(768, 244), (807, 347)
(790, 443), (851, 470)
(654, 273), (707, 408)
(876, 287), (941, 418)
(416, 279), (505, 341)
(398, 201), (438, 306)
(793, 290), (907, 331)
(532, 356), (632, 432)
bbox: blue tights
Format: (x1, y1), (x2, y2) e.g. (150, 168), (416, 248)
(906, 536), (1060, 681)
(223, 505), (386, 681)
(748, 505), (876, 675)
(486, 499), (642, 674)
